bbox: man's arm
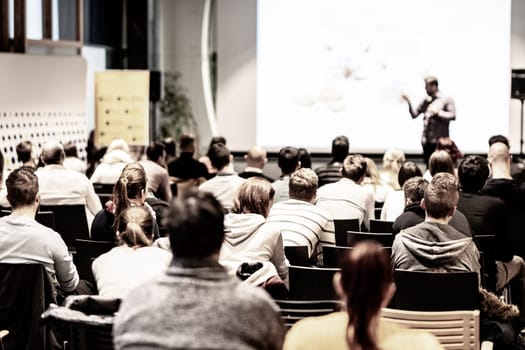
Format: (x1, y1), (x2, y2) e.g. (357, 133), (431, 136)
(52, 234), (79, 292)
(402, 94), (423, 119)
(435, 97), (456, 120)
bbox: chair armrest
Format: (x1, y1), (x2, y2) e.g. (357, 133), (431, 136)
(481, 340), (493, 350)
(0, 330), (8, 339)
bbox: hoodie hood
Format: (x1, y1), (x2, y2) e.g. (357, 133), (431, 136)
(399, 222), (475, 268)
(102, 149), (134, 164)
(223, 213), (266, 246)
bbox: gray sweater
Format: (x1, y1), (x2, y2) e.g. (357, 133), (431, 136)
(113, 261), (285, 349)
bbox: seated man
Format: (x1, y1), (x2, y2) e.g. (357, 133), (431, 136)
(316, 154), (374, 231)
(167, 134), (209, 187)
(198, 143), (245, 211)
(0, 167), (79, 292)
(16, 140), (37, 169)
(315, 135), (349, 187)
(139, 141), (172, 202)
(113, 190), (285, 349)
(272, 146), (300, 203)
(266, 168), (334, 264)
(239, 146), (274, 182)
(392, 173), (480, 276)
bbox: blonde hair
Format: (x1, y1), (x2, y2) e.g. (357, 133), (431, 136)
(116, 206), (154, 248)
(232, 178), (275, 218)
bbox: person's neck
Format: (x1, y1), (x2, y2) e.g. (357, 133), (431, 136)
(11, 205), (37, 219)
(425, 215), (450, 225)
(172, 254), (221, 268)
(491, 164), (512, 180)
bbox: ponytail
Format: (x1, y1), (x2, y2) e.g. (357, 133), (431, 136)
(115, 206), (155, 248)
(119, 221), (151, 248)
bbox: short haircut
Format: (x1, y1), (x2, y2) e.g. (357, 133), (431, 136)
(6, 167), (38, 209)
(232, 177), (275, 218)
(63, 141), (78, 158)
(162, 138), (176, 157)
(16, 141), (33, 163)
(342, 154), (367, 182)
(424, 172), (459, 219)
(297, 148), (312, 169)
(458, 155), (490, 193)
(397, 161), (423, 188)
(331, 135), (349, 162)
(277, 146), (299, 175)
(425, 76), (438, 86)
(146, 141), (166, 161)
(208, 136), (226, 151)
(166, 189), (225, 258)
(41, 142), (65, 165)
(403, 176), (428, 204)
(208, 143), (230, 171)
(179, 134), (195, 152)
(488, 142), (511, 164)
(488, 135), (509, 148)
(289, 168), (318, 202)
(428, 150), (455, 176)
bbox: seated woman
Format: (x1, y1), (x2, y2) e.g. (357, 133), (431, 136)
(219, 177), (288, 288)
(92, 206), (172, 298)
(90, 163), (159, 242)
(283, 241), (442, 350)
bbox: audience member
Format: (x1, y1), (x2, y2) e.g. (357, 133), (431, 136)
(379, 148), (405, 191)
(199, 136), (227, 176)
(316, 154), (374, 231)
(63, 141), (87, 174)
(392, 173), (480, 275)
(488, 134), (525, 183)
(297, 147), (312, 169)
(272, 146), (300, 203)
(220, 178), (287, 288)
(35, 141), (102, 218)
(92, 206), (171, 298)
(283, 241), (442, 350)
(167, 134), (208, 188)
(139, 141), (172, 202)
(392, 176), (473, 237)
(362, 157), (390, 204)
(423, 149), (455, 182)
(380, 161), (422, 221)
(238, 146), (274, 182)
(315, 135), (349, 187)
(266, 168), (334, 264)
(0, 168), (79, 293)
(198, 143), (245, 211)
(91, 163), (159, 242)
(436, 137), (463, 167)
(90, 138), (134, 184)
(113, 190), (285, 349)
(481, 142), (525, 262)
(16, 140), (36, 169)
(162, 137), (177, 164)
(457, 155), (525, 313)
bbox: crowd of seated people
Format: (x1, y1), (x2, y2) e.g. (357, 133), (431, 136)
(5, 131), (525, 349)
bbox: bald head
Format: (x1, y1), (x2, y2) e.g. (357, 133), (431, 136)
(245, 146), (267, 168)
(41, 141), (65, 165)
(488, 142), (510, 164)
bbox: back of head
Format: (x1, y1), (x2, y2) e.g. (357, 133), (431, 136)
(436, 137), (463, 164)
(16, 140), (33, 163)
(339, 241), (393, 350)
(208, 136), (226, 151)
(6, 167), (38, 209)
(382, 148), (405, 173)
(63, 141), (78, 158)
(113, 163), (147, 213)
(41, 141), (65, 165)
(488, 142), (511, 165)
(179, 134), (195, 153)
(146, 141), (166, 162)
(232, 177), (275, 217)
(488, 135), (510, 148)
(428, 150), (455, 176)
(397, 161), (423, 188)
(331, 135), (349, 162)
(364, 158), (381, 184)
(166, 189), (225, 259)
(162, 137), (176, 157)
(116, 206), (155, 247)
(424, 172), (459, 219)
(289, 168), (318, 202)
(297, 148), (312, 169)
(208, 143), (230, 171)
(342, 154), (367, 182)
(403, 176), (428, 204)
(458, 155), (489, 193)
(107, 138), (130, 153)
(277, 146), (299, 175)
(245, 146), (267, 167)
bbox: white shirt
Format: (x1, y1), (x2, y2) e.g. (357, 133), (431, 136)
(199, 172), (246, 211)
(139, 160), (172, 202)
(63, 157), (87, 174)
(92, 245), (172, 298)
(381, 190), (405, 221)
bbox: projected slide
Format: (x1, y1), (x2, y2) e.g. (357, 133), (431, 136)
(256, 0), (510, 153)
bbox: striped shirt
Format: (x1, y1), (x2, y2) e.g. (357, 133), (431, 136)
(315, 162), (343, 188)
(266, 199), (335, 259)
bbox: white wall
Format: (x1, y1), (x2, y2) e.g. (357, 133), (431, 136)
(511, 0), (525, 153)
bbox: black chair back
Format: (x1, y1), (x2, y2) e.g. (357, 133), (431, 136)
(0, 209), (55, 230)
(275, 299), (342, 329)
(391, 269), (480, 311)
(323, 245), (392, 268)
(333, 219), (360, 246)
(288, 265), (339, 300)
(39, 205), (89, 250)
(74, 239), (116, 286)
(347, 231), (394, 247)
(476, 234), (497, 291)
(284, 246), (309, 266)
(92, 183), (115, 195)
(369, 219), (394, 233)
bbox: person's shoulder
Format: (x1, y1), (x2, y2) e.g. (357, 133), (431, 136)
(284, 312), (346, 349)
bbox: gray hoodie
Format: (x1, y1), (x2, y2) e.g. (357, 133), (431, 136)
(392, 221), (480, 279)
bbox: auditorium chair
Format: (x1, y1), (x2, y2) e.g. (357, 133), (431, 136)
(323, 245), (391, 268)
(284, 246), (310, 266)
(369, 219), (394, 233)
(346, 231), (394, 247)
(333, 219), (360, 246)
(74, 239), (116, 287)
(39, 204), (90, 250)
(275, 299), (342, 329)
(288, 265), (339, 300)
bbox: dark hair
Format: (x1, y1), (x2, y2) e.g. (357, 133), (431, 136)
(116, 206), (155, 248)
(208, 136), (226, 150)
(179, 134), (195, 152)
(16, 141), (33, 163)
(397, 161), (423, 188)
(289, 168), (318, 202)
(424, 172), (459, 219)
(166, 189), (225, 258)
(488, 135), (509, 148)
(208, 143), (230, 171)
(6, 167), (39, 209)
(436, 137), (463, 165)
(342, 154), (367, 182)
(403, 176), (428, 204)
(277, 146), (299, 175)
(113, 163), (147, 214)
(458, 155), (490, 193)
(63, 141), (78, 158)
(340, 241), (393, 350)
(429, 150), (455, 176)
(162, 138), (176, 157)
(297, 148), (312, 169)
(146, 141), (166, 162)
(232, 178), (275, 218)
(332, 135), (349, 162)
(41, 142), (64, 165)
